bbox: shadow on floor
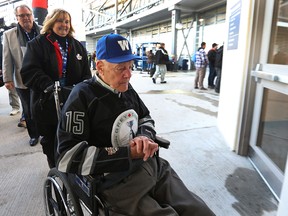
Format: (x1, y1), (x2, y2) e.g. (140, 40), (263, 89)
(225, 167), (278, 216)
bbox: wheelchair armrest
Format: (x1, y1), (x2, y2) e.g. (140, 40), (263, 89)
(155, 136), (170, 149)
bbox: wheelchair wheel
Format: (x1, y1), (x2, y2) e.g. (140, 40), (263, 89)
(44, 168), (83, 216)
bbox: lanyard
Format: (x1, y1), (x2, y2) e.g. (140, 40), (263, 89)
(56, 39), (68, 86)
(24, 31), (36, 41)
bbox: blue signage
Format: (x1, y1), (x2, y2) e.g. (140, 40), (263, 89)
(227, 1), (242, 50)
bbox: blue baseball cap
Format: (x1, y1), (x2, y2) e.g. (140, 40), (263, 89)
(96, 33), (140, 63)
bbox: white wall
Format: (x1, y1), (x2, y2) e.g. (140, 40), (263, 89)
(217, 0), (254, 150)
(203, 23), (226, 49)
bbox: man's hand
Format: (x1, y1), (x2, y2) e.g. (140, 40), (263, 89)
(129, 136), (158, 161)
(5, 81), (15, 90)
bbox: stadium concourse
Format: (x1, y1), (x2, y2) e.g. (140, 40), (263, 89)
(0, 70), (278, 216)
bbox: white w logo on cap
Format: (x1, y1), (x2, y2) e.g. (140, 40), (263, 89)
(118, 40), (130, 51)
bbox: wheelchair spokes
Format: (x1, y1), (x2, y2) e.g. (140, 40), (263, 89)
(44, 168), (83, 216)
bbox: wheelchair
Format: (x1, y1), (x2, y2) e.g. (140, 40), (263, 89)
(43, 81), (170, 216)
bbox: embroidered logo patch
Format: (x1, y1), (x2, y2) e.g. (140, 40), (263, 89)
(117, 40), (130, 51)
(76, 54), (82, 60)
(111, 109), (138, 147)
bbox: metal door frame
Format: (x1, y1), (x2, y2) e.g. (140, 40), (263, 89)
(248, 0), (288, 200)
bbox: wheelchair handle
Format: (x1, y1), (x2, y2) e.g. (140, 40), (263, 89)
(44, 81), (62, 94)
(44, 84), (54, 93)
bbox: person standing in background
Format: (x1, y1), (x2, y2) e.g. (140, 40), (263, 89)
(194, 42), (209, 90)
(2, 4), (41, 146)
(8, 89), (21, 116)
(152, 43), (169, 84)
(215, 44), (224, 93)
(91, 50), (96, 70)
(0, 23), (22, 118)
(207, 43), (218, 89)
(21, 8), (92, 168)
(146, 49), (155, 76)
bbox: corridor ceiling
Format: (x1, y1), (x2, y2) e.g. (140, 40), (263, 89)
(85, 0), (226, 37)
(0, 0), (227, 37)
(0, 0), (21, 7)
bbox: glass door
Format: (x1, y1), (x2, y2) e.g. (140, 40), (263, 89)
(249, 0), (288, 200)
(257, 90), (288, 173)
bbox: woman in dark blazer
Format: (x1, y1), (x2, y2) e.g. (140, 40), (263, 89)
(21, 8), (92, 168)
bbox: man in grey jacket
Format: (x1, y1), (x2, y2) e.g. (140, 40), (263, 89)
(2, 4), (40, 146)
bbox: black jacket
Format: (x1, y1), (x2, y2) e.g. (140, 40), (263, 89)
(57, 76), (156, 185)
(215, 45), (224, 69)
(207, 49), (217, 66)
(21, 33), (92, 124)
(155, 47), (169, 65)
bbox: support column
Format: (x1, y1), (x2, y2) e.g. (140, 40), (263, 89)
(32, 0), (48, 25)
(171, 9), (181, 71)
(194, 13), (200, 52)
(114, 0), (118, 32)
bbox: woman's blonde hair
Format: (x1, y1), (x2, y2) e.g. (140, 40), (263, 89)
(41, 8), (75, 37)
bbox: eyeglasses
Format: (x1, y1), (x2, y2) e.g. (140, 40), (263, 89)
(17, 13), (32, 18)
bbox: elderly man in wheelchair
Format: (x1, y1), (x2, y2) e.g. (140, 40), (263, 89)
(46, 33), (215, 216)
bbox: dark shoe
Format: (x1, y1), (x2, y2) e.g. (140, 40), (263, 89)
(200, 87), (207, 90)
(40, 136), (49, 145)
(29, 138), (39, 146)
(152, 78), (156, 84)
(208, 85), (215, 89)
(160, 81), (167, 84)
(194, 86), (199, 89)
(17, 120), (27, 128)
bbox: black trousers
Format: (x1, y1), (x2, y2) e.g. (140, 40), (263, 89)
(215, 67), (222, 93)
(16, 88), (39, 139)
(38, 122), (57, 168)
(208, 64), (216, 87)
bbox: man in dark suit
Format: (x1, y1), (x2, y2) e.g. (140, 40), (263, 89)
(207, 43), (218, 89)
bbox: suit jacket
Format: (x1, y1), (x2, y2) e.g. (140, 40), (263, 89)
(2, 23), (41, 89)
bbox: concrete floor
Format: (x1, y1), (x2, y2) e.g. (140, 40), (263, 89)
(0, 70), (278, 215)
